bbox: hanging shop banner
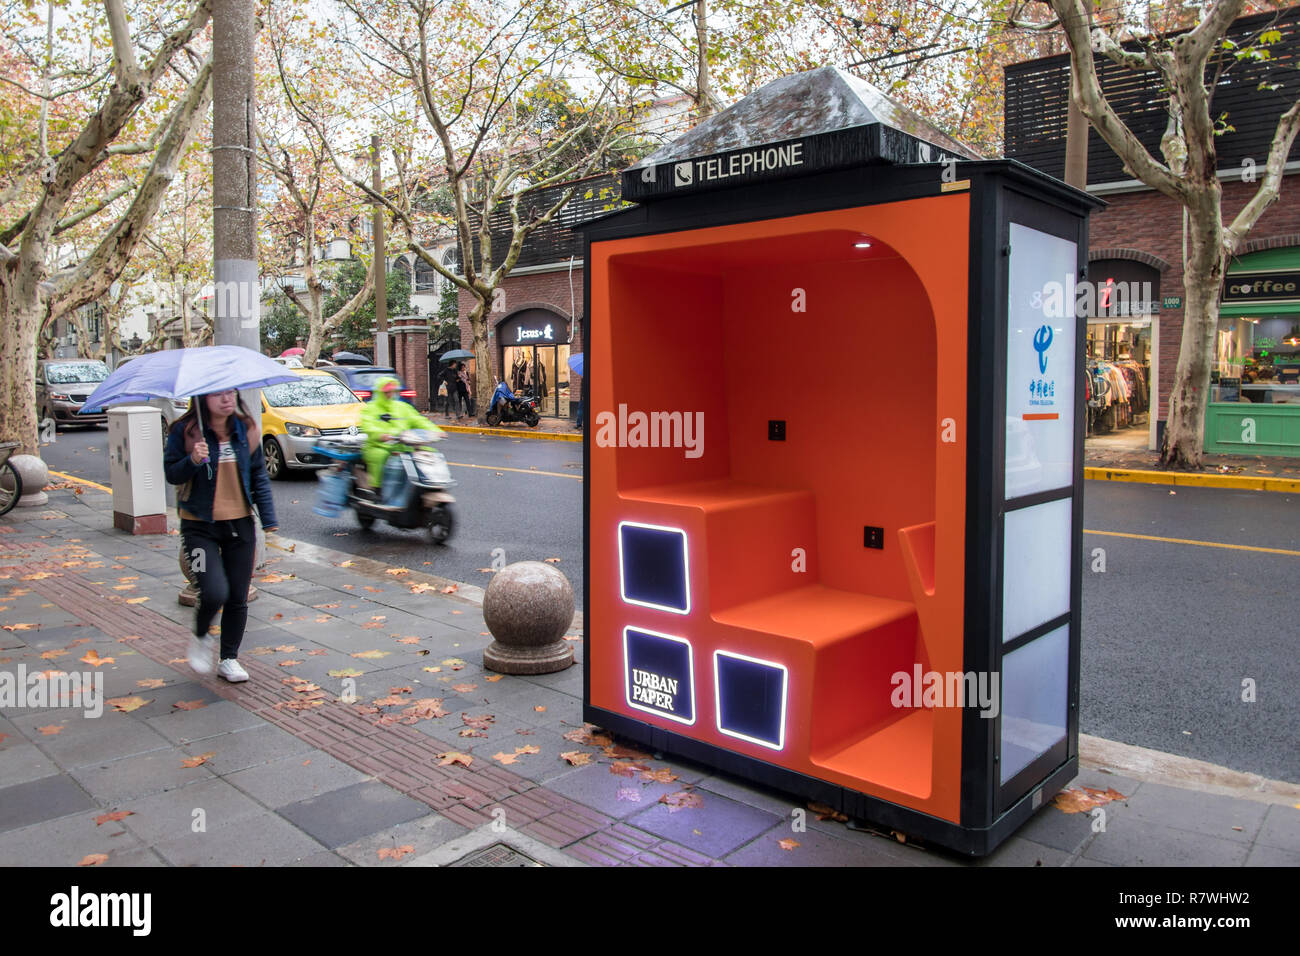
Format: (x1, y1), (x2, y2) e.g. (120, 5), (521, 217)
(1005, 223), (1078, 498)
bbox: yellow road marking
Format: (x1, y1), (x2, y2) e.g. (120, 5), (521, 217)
(1085, 529), (1300, 557)
(47, 469), (112, 493)
(446, 461), (582, 480)
(1084, 466), (1300, 494)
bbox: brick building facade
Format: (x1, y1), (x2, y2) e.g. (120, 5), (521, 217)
(1089, 175), (1300, 430)
(457, 262), (585, 419)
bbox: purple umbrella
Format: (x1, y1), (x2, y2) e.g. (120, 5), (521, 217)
(80, 345), (299, 465)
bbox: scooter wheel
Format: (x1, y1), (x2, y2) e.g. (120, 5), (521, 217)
(485, 409), (501, 426)
(427, 505), (453, 545)
(356, 512), (375, 530)
(524, 409), (540, 427)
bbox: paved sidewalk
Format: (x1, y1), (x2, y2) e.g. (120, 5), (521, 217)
(1, 486), (1297, 867)
(426, 410), (582, 442)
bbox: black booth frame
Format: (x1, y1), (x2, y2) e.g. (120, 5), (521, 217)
(578, 159), (1101, 857)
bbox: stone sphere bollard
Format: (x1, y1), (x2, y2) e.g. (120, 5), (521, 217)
(11, 454), (49, 507)
(482, 561), (574, 674)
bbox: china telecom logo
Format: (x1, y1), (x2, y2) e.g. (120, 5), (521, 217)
(1033, 324), (1053, 374)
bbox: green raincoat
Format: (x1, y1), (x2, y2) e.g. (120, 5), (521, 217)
(358, 376), (440, 486)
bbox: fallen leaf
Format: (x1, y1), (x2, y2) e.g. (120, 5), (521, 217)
(462, 713), (495, 731)
(409, 583), (438, 594)
(385, 568), (410, 576)
(1, 622), (37, 631)
(403, 698), (448, 720)
(808, 801), (849, 823)
(360, 622), (384, 630)
(307, 649), (328, 656)
(451, 683), (478, 693)
(77, 854), (108, 867)
(640, 768), (679, 785)
(116, 635), (140, 643)
(778, 838), (800, 851)
(533, 705), (546, 713)
(111, 584), (136, 591)
(437, 751), (473, 767)
(259, 573), (294, 583)
(442, 658), (465, 669)
(396, 636), (421, 644)
(351, 650), (390, 660)
(38, 725), (64, 735)
(312, 603), (341, 609)
(277, 659), (302, 667)
(421, 666), (441, 673)
(389, 686), (413, 694)
(1053, 786), (1127, 814)
(181, 752), (215, 768)
(95, 810), (134, 826)
(363, 586), (383, 593)
(543, 557), (561, 563)
(475, 568), (494, 573)
(40, 649), (68, 659)
(107, 696), (150, 713)
(603, 744), (651, 760)
(124, 597), (150, 604)
(484, 674), (503, 682)
(610, 761), (652, 778)
(560, 751), (592, 766)
(67, 637), (93, 647)
(20, 572), (55, 580)
(440, 585), (458, 594)
(373, 695), (409, 708)
(562, 725), (613, 748)
(328, 667), (365, 677)
(274, 645), (298, 653)
(173, 700), (207, 711)
(377, 845), (416, 861)
(659, 790), (704, 813)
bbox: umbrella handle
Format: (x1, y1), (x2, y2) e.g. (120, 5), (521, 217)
(196, 397), (210, 464)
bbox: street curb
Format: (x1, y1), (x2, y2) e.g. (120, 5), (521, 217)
(47, 469), (112, 494)
(1084, 465), (1300, 494)
(1080, 734), (1300, 805)
(437, 423), (582, 442)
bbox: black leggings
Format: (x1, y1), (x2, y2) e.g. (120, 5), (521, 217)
(181, 516), (256, 660)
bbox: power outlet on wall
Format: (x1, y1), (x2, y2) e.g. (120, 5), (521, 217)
(864, 526), (885, 550)
(768, 420), (786, 441)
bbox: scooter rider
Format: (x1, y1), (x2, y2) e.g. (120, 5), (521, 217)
(359, 376), (442, 489)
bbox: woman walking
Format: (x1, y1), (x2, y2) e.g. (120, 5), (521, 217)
(163, 389), (278, 682)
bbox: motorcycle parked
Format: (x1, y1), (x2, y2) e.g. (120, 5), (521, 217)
(312, 428), (456, 544)
(486, 381), (540, 428)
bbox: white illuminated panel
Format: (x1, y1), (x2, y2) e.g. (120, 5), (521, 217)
(622, 626), (697, 726)
(713, 650), (788, 751)
(1005, 223), (1078, 498)
(618, 520), (691, 615)
(1002, 497), (1072, 642)
(1000, 624), (1069, 784)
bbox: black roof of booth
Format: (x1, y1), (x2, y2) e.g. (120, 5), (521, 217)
(622, 65), (981, 202)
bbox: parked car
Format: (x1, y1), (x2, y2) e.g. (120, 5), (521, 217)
(323, 365), (417, 405)
(260, 369), (364, 479)
(36, 359), (111, 428)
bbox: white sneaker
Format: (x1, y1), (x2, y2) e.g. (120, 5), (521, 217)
(188, 635), (215, 675)
(217, 658), (249, 683)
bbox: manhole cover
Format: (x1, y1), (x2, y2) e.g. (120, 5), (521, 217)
(449, 842), (544, 867)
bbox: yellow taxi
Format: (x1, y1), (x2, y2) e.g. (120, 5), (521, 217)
(260, 368), (364, 479)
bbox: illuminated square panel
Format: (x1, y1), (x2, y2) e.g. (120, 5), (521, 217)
(618, 521), (690, 614)
(623, 627), (695, 725)
(714, 651), (788, 751)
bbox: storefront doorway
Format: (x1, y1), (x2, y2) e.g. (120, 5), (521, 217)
(1084, 259), (1159, 450)
(497, 309), (572, 418)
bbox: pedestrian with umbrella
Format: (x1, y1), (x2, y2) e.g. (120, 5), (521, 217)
(83, 346), (295, 682)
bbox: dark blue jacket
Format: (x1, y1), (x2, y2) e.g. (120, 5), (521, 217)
(163, 414), (278, 528)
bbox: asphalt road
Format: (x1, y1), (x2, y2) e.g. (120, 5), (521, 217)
(41, 423), (585, 603)
(40, 425), (1299, 782)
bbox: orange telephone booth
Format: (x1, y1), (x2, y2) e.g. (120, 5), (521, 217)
(579, 67), (1101, 855)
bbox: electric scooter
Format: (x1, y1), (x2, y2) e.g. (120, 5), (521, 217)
(486, 381), (541, 427)
(313, 429), (456, 544)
